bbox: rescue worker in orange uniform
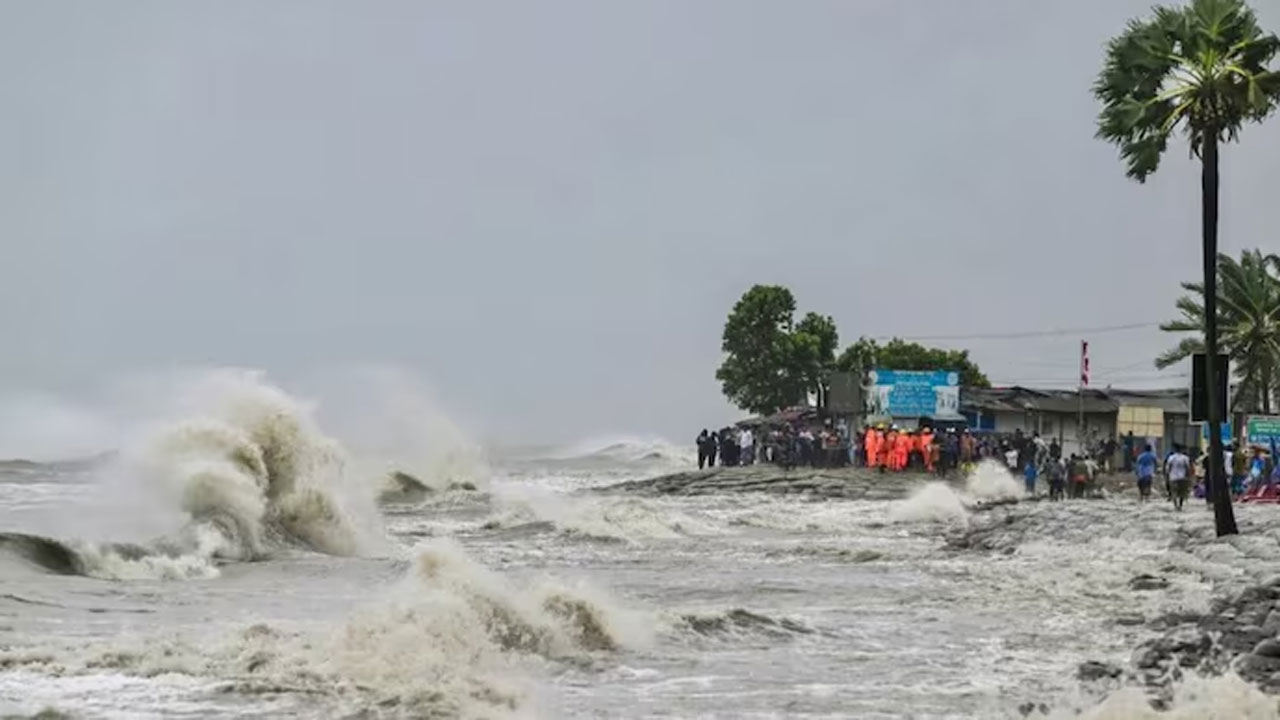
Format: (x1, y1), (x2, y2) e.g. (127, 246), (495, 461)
(893, 429), (911, 471)
(920, 429), (935, 472)
(864, 427), (880, 469)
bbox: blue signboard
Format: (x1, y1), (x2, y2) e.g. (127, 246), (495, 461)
(866, 369), (961, 419)
(1201, 421), (1233, 443)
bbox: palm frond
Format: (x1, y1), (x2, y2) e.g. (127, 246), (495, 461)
(1097, 0), (1280, 178)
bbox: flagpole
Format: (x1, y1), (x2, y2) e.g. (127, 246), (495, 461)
(1078, 340), (1088, 454)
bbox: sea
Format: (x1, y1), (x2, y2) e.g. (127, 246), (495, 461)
(1, 370), (1279, 719)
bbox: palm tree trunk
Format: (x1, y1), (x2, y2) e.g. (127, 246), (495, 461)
(1265, 361), (1273, 415)
(1203, 132), (1238, 537)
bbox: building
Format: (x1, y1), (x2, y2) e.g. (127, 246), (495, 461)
(961, 386), (1194, 457)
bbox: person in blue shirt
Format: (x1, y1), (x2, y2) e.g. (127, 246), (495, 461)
(1023, 460), (1038, 496)
(1135, 444), (1158, 501)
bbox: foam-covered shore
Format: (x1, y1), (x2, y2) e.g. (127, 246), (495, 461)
(946, 496), (1280, 712)
(600, 465), (943, 500)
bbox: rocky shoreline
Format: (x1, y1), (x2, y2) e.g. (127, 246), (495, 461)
(599, 465), (942, 500)
(947, 500), (1280, 712)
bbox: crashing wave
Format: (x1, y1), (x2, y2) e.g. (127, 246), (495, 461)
(890, 460), (1024, 525)
(545, 435), (695, 467)
(0, 372), (384, 579)
(0, 540), (646, 717)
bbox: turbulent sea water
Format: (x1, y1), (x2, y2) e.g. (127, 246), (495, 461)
(3, 376), (1280, 718)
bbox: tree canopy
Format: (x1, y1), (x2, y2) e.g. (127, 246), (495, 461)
(715, 285), (989, 414)
(835, 338), (991, 388)
(1158, 249), (1280, 413)
(715, 285), (839, 415)
(1094, 0), (1280, 181)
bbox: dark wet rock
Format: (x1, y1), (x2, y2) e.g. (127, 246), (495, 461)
(378, 471), (434, 504)
(1254, 639), (1280, 658)
(679, 608), (817, 638)
(599, 466), (942, 500)
(1077, 660), (1124, 681)
(1015, 701), (1050, 717)
(1128, 574), (1170, 591)
(1264, 609), (1280, 635)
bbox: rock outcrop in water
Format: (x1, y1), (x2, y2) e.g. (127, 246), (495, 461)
(600, 466), (937, 500)
(1132, 576), (1280, 697)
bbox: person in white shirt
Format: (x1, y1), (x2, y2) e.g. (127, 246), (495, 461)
(1165, 445), (1192, 511)
(738, 428), (755, 466)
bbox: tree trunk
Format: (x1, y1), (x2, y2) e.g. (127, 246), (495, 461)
(1203, 132), (1238, 537)
(1264, 361), (1273, 416)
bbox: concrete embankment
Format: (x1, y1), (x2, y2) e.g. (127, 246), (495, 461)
(600, 465), (945, 500)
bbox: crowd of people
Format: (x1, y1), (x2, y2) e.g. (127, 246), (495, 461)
(1131, 440), (1280, 508)
(696, 418), (1280, 510)
(695, 422), (852, 469)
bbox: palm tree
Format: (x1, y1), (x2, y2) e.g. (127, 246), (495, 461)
(1158, 250), (1280, 414)
(1095, 0), (1280, 537)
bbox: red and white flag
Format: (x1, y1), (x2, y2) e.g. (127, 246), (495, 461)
(1080, 340), (1090, 387)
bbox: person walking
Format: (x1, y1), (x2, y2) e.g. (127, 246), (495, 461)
(1165, 444), (1192, 511)
(1046, 457), (1066, 501)
(1023, 460), (1038, 496)
(1134, 444), (1157, 501)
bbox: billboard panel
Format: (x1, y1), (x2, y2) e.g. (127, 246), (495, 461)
(866, 369), (961, 419)
(1246, 416), (1280, 447)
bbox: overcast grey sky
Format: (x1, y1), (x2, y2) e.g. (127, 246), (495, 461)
(2, 0), (1279, 446)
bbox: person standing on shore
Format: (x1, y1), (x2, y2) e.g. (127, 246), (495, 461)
(696, 429), (710, 469)
(1046, 456), (1066, 501)
(738, 427), (754, 467)
(1023, 459), (1038, 496)
(1135, 444), (1157, 501)
(1165, 444), (1192, 511)
(707, 430), (719, 467)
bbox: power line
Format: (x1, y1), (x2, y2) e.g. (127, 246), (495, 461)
(881, 322), (1159, 342)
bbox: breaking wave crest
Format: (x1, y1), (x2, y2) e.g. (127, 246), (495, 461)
(0, 540), (646, 717)
(0, 371), (384, 579)
(548, 435), (694, 467)
(890, 460), (1023, 524)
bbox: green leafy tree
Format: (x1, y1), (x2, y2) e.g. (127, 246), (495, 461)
(1157, 250), (1280, 414)
(1095, 0), (1280, 536)
(835, 337), (990, 388)
(794, 312), (840, 396)
(715, 286), (838, 415)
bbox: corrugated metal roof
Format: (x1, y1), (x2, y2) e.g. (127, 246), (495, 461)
(961, 386), (1188, 415)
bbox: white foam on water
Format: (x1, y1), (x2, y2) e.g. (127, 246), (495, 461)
(890, 460), (1023, 524)
(890, 482), (970, 523)
(304, 366), (492, 494)
(485, 484), (725, 542)
(964, 459), (1023, 500)
(0, 539), (646, 718)
(1043, 673), (1280, 719)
